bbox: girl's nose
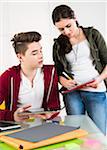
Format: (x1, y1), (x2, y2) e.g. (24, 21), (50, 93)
(63, 28), (70, 36)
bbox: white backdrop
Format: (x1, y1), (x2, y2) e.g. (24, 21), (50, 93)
(0, 1), (107, 74)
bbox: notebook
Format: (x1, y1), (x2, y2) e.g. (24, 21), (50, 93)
(7, 123), (80, 142)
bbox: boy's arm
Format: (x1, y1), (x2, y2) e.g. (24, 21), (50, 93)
(0, 72), (15, 121)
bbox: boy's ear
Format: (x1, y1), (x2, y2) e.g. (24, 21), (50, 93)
(17, 53), (22, 62)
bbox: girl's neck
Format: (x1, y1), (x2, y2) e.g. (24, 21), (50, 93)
(70, 28), (85, 45)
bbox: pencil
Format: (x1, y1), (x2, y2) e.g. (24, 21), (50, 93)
(62, 72), (73, 80)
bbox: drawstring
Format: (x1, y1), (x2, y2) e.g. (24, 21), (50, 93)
(10, 77), (13, 111)
(46, 67), (55, 107)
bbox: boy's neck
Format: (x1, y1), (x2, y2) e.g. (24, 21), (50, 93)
(21, 64), (37, 83)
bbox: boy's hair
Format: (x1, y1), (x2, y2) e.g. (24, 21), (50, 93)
(11, 31), (41, 55)
(52, 5), (79, 26)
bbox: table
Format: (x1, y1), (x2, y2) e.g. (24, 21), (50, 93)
(64, 115), (107, 149)
(0, 115), (107, 150)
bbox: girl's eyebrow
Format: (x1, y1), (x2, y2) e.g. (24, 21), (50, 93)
(59, 23), (71, 30)
(59, 28), (64, 31)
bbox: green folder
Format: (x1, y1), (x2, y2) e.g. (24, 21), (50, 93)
(0, 138), (83, 150)
(34, 139), (83, 150)
(0, 141), (16, 150)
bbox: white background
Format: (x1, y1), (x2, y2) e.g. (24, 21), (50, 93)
(0, 0), (107, 74)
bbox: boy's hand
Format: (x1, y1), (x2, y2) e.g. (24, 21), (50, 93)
(14, 104), (32, 122)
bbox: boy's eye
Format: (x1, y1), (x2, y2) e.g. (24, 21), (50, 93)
(32, 53), (37, 55)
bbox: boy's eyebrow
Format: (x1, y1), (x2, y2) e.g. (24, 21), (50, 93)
(32, 50), (38, 53)
(31, 47), (42, 53)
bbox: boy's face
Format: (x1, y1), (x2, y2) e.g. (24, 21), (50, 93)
(55, 18), (78, 39)
(18, 41), (43, 69)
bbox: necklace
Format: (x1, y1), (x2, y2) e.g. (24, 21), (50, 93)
(72, 28), (81, 63)
(72, 44), (78, 63)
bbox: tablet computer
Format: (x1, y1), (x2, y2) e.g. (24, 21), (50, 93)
(0, 121), (21, 131)
(17, 109), (56, 117)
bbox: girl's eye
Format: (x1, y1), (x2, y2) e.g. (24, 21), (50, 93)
(66, 24), (71, 28)
(59, 28), (64, 32)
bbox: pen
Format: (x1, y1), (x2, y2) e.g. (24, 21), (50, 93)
(62, 72), (73, 80)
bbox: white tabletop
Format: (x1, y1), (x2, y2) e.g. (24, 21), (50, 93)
(64, 115), (107, 149)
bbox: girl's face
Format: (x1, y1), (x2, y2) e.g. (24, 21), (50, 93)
(55, 18), (78, 39)
(18, 41), (43, 69)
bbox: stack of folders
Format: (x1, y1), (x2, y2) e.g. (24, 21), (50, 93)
(0, 123), (88, 150)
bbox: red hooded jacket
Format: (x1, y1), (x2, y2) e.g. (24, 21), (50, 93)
(0, 65), (60, 121)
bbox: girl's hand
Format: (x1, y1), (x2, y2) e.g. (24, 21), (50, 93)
(60, 76), (77, 89)
(86, 77), (102, 88)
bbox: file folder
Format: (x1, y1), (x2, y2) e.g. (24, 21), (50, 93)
(60, 79), (95, 94)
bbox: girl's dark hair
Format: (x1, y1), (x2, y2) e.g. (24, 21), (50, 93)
(55, 34), (72, 55)
(11, 31), (41, 55)
(52, 4), (79, 26)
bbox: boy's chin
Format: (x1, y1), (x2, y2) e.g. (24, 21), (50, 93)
(38, 63), (43, 68)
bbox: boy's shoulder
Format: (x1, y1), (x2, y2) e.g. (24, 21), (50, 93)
(1, 65), (20, 78)
(43, 64), (55, 69)
(43, 65), (57, 73)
